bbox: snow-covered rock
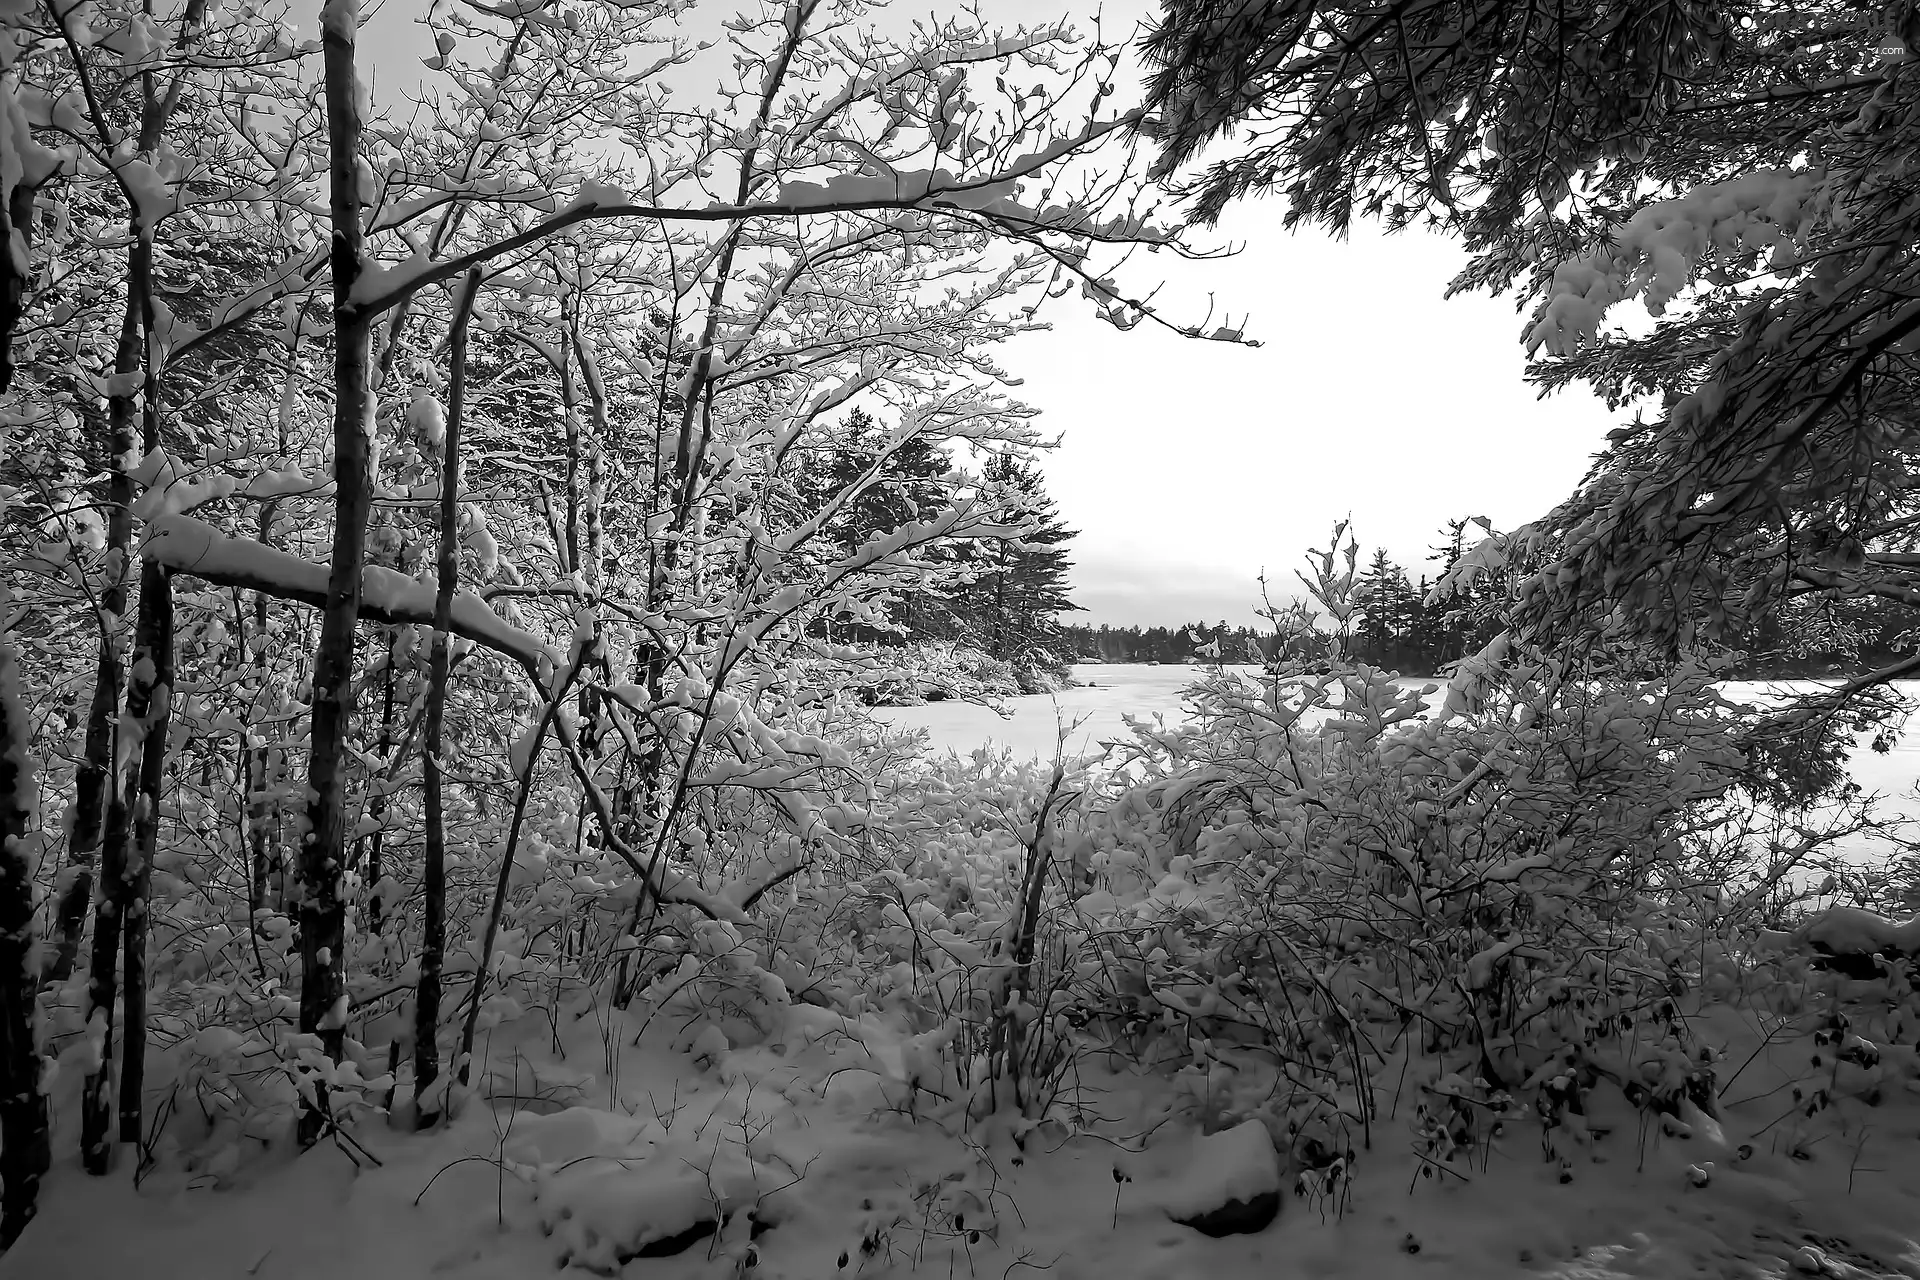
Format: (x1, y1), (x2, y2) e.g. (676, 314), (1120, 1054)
(510, 1106), (799, 1273)
(1155, 1120), (1283, 1237)
(535, 1159), (718, 1273)
(1793, 907), (1920, 979)
(1797, 907), (1920, 956)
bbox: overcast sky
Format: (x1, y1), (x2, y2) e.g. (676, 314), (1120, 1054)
(1002, 213), (1616, 627)
(352, 0), (1621, 628)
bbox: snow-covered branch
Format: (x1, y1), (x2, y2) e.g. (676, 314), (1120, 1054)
(141, 516), (558, 677)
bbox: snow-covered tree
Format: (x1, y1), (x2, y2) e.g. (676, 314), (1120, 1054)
(952, 452), (1081, 683)
(0, 0), (1251, 1185)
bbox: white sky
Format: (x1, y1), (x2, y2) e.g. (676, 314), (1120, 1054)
(1003, 213), (1616, 627)
(350, 0), (1621, 628)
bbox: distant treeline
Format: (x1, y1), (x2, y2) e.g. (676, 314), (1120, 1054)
(1060, 517), (1915, 679)
(1062, 522), (1506, 675)
(1059, 622), (1281, 666)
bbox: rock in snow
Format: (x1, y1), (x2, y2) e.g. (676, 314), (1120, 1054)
(1158, 1120), (1283, 1237)
(1793, 907), (1920, 979)
(505, 1107), (794, 1272)
(1797, 907), (1920, 956)
(534, 1159), (718, 1273)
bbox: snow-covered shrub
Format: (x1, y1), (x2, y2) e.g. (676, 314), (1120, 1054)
(1047, 652), (1735, 1169)
(957, 532), (1879, 1185)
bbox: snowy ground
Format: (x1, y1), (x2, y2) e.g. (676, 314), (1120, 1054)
(8, 667), (1920, 1280)
(8, 992), (1919, 1280)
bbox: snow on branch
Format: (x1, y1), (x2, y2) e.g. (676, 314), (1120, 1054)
(549, 724), (752, 926)
(342, 115), (1155, 321)
(1525, 169), (1822, 357)
(142, 515), (558, 676)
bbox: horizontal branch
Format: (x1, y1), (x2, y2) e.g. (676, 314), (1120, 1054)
(142, 515), (557, 678)
(1670, 72), (1884, 115)
(343, 116), (1144, 320)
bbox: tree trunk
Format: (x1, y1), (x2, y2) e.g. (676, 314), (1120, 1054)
(117, 560), (172, 1149)
(991, 542), (1009, 661)
(251, 302), (300, 921)
(72, 14), (205, 1158)
(78, 771), (126, 1169)
(559, 297), (580, 576)
(566, 307), (611, 796)
(42, 233), (122, 990)
(414, 269), (480, 1129)
(47, 633), (120, 986)
(248, 587), (273, 919)
(363, 652), (394, 931)
(79, 227), (154, 1174)
(112, 81), (189, 1137)
(298, 0), (374, 1147)
(0, 636), (51, 1250)
(573, 324), (608, 596)
(456, 653), (585, 1090)
(996, 764), (1064, 1113)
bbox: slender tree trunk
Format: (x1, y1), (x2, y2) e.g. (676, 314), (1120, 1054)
(48, 632), (119, 986)
(112, 62), (191, 1137)
(72, 6), (207, 1156)
(117, 559), (172, 1148)
(991, 542), (1009, 661)
(566, 307), (610, 803)
(79, 228), (153, 1174)
(50, 0), (205, 1004)
(996, 764), (1065, 1112)
(110, 137), (181, 1151)
(636, 4), (813, 834)
(456, 652), (585, 1089)
(239, 733), (265, 940)
(414, 269), (480, 1128)
(573, 325), (608, 595)
(0, 635), (51, 1249)
(363, 652), (393, 931)
(559, 297), (580, 576)
(79, 757), (128, 1170)
(248, 585), (273, 917)
(251, 306), (299, 918)
(43, 262), (121, 990)
(299, 0), (374, 1147)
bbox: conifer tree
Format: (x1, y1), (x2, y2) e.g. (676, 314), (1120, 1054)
(806, 407), (953, 644)
(1355, 548), (1412, 668)
(959, 454), (1081, 681)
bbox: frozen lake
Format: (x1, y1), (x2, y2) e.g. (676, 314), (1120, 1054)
(873, 662), (1278, 763)
(876, 664), (1920, 859)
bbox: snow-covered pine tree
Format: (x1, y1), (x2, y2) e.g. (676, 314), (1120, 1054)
(802, 406), (954, 645)
(1353, 547), (1414, 671)
(957, 453), (1081, 687)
